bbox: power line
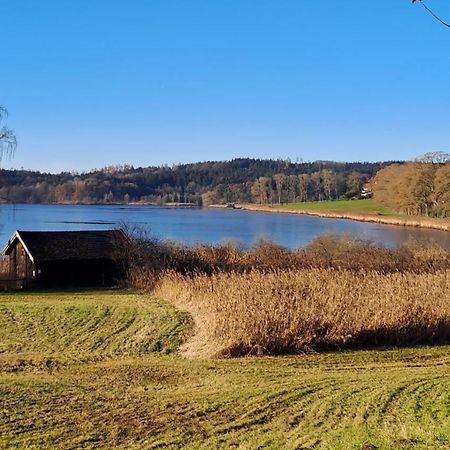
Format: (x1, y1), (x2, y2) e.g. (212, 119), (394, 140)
(413, 0), (450, 28)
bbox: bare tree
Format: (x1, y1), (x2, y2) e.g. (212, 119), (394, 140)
(298, 174), (310, 202)
(434, 164), (450, 217)
(287, 175), (298, 202)
(251, 177), (271, 204)
(322, 169), (337, 200)
(415, 151), (450, 164)
(0, 106), (17, 162)
(346, 171), (364, 196)
(273, 173), (286, 204)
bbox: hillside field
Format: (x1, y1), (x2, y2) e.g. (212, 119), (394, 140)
(272, 199), (394, 215)
(0, 291), (449, 449)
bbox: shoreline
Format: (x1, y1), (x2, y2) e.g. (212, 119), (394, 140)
(2, 201), (448, 232)
(0, 201), (199, 208)
(236, 204), (450, 232)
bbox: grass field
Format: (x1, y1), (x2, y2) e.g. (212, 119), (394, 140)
(273, 199), (396, 216)
(242, 199), (450, 231)
(1, 291), (449, 449)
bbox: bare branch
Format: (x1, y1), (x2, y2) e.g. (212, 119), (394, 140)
(413, 0), (450, 28)
(414, 151), (450, 164)
(0, 106), (8, 123)
(0, 106), (17, 162)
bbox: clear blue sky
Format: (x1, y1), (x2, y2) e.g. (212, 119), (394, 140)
(1, 1), (450, 172)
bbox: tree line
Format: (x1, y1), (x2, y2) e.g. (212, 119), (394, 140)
(0, 159), (392, 205)
(249, 169), (368, 205)
(371, 161), (450, 218)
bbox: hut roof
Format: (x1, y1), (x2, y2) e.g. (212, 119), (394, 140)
(1, 230), (126, 262)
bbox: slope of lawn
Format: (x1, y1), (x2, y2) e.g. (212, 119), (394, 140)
(0, 290), (449, 450)
(273, 198), (396, 216)
(0, 290), (191, 368)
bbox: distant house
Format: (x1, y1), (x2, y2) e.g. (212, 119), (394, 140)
(360, 187), (372, 198)
(1, 230), (126, 289)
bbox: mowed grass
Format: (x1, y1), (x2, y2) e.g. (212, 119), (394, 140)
(0, 290), (190, 368)
(273, 198), (396, 216)
(1, 291), (450, 450)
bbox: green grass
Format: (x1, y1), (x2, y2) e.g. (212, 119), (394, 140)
(1, 291), (449, 449)
(0, 290), (191, 367)
(273, 198), (397, 216)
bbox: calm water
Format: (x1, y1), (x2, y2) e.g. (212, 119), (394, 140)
(0, 204), (449, 249)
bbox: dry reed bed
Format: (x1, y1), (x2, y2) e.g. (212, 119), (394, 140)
(240, 204), (450, 231)
(156, 269), (450, 358)
(125, 233), (450, 285)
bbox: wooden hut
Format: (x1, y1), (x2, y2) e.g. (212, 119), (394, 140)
(1, 230), (126, 289)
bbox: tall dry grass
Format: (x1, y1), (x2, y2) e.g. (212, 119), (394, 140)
(123, 231), (450, 292)
(157, 269), (450, 358)
(121, 230), (450, 357)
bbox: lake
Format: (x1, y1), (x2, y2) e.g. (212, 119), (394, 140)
(0, 204), (449, 249)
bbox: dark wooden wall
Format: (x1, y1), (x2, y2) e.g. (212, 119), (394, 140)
(8, 241), (35, 288)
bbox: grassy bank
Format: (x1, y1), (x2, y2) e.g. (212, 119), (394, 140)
(275, 199), (395, 215)
(1, 291), (449, 449)
(240, 199), (450, 231)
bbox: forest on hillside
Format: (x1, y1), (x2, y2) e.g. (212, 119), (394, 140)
(0, 159), (393, 205)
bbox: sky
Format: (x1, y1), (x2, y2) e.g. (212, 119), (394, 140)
(1, 0), (450, 173)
